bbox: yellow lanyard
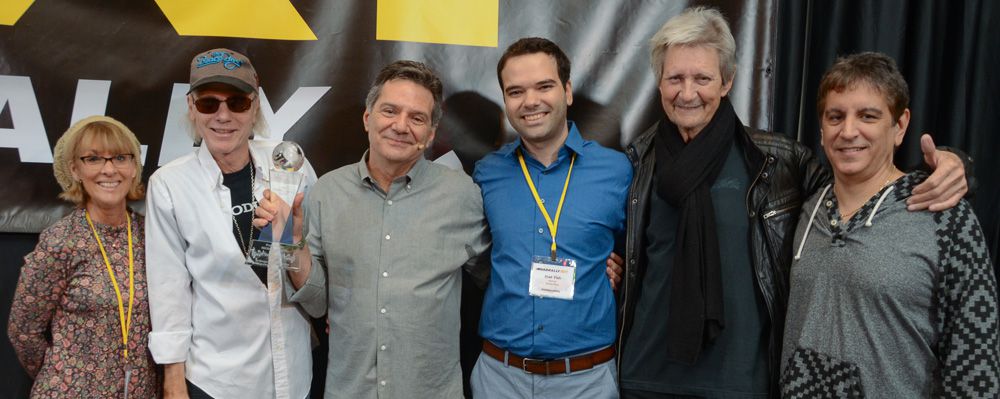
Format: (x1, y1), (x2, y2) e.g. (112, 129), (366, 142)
(85, 210), (135, 359)
(517, 148), (576, 260)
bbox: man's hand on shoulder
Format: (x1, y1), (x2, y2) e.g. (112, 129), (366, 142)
(909, 134), (967, 211)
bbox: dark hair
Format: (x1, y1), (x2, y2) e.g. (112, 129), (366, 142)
(817, 52), (910, 121)
(365, 60), (444, 126)
(496, 37), (571, 88)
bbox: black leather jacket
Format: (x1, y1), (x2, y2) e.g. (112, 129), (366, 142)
(616, 121), (830, 396)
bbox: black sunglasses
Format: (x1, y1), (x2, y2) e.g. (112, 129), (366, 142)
(193, 95), (254, 114)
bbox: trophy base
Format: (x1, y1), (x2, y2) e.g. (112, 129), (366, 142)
(246, 239), (301, 271)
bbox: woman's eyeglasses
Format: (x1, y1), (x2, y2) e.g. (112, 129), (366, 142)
(79, 154), (135, 168)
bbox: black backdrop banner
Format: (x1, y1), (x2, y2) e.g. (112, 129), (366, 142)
(0, 0), (784, 233)
(2, 2), (997, 240)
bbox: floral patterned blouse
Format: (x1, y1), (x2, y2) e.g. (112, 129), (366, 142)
(8, 208), (157, 398)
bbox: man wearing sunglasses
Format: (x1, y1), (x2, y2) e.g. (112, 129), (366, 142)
(146, 48), (318, 399)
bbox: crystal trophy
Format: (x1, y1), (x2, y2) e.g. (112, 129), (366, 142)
(247, 141), (306, 270)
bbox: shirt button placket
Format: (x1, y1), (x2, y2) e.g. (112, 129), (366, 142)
(377, 205), (391, 395)
(377, 303), (388, 390)
(536, 172), (547, 248)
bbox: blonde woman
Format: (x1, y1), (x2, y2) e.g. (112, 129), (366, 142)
(8, 115), (158, 397)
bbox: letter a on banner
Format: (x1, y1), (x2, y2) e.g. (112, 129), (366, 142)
(0, 76), (51, 163)
(377, 0), (498, 47)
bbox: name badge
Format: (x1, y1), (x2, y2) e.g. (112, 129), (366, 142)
(528, 255), (576, 300)
(124, 368), (131, 399)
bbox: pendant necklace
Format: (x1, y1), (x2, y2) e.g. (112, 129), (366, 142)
(233, 160), (256, 258)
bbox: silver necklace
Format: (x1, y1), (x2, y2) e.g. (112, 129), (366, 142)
(233, 161), (255, 258)
(839, 176), (896, 221)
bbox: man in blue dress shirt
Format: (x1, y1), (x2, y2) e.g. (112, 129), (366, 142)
(470, 37), (632, 398)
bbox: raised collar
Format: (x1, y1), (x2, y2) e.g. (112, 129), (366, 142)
(196, 140), (269, 186)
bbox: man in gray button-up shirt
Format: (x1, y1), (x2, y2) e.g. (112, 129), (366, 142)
(255, 60), (490, 398)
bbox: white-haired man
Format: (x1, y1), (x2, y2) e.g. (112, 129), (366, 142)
(147, 48), (318, 399)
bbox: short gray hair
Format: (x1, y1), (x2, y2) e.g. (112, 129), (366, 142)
(649, 7), (737, 83)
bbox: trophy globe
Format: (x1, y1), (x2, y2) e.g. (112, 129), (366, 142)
(272, 141), (305, 172)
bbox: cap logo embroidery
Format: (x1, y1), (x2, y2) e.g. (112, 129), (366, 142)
(196, 51), (243, 70)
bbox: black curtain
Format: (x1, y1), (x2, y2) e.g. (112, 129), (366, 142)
(0, 234), (37, 398)
(774, 0), (1000, 270)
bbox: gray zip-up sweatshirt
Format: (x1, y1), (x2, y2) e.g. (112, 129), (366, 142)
(780, 171), (999, 398)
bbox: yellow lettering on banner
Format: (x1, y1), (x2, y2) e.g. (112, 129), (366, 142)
(0, 0), (33, 25)
(155, 0), (316, 40)
(376, 0), (498, 47)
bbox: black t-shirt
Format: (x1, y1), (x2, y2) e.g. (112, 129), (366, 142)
(222, 161), (265, 285)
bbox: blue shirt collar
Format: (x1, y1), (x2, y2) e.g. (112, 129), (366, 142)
(498, 120), (586, 162)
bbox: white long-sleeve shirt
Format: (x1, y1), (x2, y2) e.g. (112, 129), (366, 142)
(146, 140), (318, 399)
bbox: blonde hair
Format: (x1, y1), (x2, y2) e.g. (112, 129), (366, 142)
(649, 7), (737, 83)
(52, 116), (145, 206)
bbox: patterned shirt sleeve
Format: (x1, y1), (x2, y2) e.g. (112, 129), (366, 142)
(6, 225), (73, 377)
(934, 201), (1000, 397)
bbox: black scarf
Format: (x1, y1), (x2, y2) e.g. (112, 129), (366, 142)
(654, 97), (738, 364)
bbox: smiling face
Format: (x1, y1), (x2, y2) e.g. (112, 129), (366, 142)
(659, 45), (733, 141)
(188, 83), (258, 162)
(500, 52), (573, 149)
(70, 133), (137, 213)
(364, 78), (437, 172)
(821, 83), (909, 184)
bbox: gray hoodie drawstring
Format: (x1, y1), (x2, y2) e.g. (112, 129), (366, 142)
(865, 186), (894, 227)
(794, 183), (896, 260)
(795, 184), (831, 261)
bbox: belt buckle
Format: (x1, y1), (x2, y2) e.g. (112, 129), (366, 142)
(521, 357), (549, 375)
